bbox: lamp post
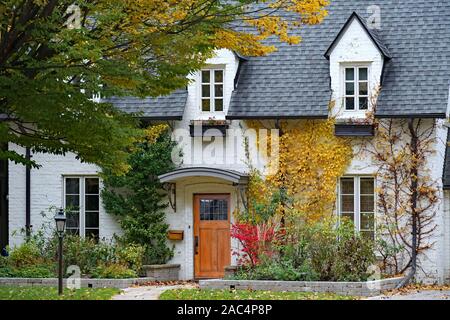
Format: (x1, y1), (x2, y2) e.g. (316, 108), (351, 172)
(54, 208), (66, 295)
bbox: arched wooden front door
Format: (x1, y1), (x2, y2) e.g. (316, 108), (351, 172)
(193, 194), (231, 279)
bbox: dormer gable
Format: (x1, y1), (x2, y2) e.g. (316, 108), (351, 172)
(325, 12), (391, 61)
(327, 12), (391, 120)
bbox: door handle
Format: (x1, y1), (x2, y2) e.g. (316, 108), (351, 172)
(195, 236), (199, 255)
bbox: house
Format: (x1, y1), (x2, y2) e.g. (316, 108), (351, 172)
(2, 0), (450, 283)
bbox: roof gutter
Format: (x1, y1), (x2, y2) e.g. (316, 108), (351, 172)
(226, 115), (329, 120)
(375, 113), (446, 119)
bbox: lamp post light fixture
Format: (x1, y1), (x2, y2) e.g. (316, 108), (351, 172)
(54, 208), (66, 295)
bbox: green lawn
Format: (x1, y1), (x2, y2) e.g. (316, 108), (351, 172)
(160, 289), (357, 300)
(0, 286), (120, 300)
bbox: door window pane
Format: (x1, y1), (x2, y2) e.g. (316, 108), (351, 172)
(200, 199), (228, 221)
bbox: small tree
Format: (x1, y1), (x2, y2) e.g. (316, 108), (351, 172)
(101, 125), (178, 264)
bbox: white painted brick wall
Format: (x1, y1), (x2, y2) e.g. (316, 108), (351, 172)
(8, 144), (121, 247)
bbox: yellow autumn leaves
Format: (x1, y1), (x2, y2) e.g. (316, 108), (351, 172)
(247, 119), (353, 222)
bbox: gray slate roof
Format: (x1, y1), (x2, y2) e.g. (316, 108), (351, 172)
(228, 0), (450, 119)
(107, 89), (188, 120)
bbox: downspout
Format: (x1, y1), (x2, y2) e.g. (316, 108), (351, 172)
(25, 148), (31, 239)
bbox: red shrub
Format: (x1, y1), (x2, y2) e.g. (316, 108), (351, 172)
(231, 222), (282, 266)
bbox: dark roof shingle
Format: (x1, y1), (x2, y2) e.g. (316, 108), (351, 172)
(228, 0), (450, 119)
(106, 89), (188, 120)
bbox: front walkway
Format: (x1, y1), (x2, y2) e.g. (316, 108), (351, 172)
(112, 284), (196, 300)
(368, 290), (450, 300)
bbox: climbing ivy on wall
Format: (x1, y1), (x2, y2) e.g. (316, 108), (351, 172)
(245, 119), (353, 222)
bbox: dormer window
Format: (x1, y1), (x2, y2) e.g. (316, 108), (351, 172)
(201, 69), (224, 112)
(344, 66), (369, 111)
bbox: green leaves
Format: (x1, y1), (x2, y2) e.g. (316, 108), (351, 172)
(101, 128), (177, 264)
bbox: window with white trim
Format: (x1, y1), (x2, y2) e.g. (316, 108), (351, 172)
(201, 69), (224, 112)
(64, 177), (100, 240)
(344, 66), (369, 111)
(339, 177), (375, 239)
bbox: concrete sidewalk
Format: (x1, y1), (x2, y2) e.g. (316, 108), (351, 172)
(368, 290), (450, 300)
(112, 284), (196, 300)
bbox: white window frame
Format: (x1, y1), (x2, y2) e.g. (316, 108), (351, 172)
(200, 68), (225, 113)
(343, 65), (370, 112)
(338, 176), (376, 238)
(63, 176), (100, 238)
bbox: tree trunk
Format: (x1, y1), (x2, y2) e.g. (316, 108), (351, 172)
(397, 118), (419, 288)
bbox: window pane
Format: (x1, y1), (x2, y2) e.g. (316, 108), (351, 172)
(215, 99), (223, 112)
(361, 230), (374, 240)
(85, 178), (99, 194)
(341, 212), (354, 222)
(360, 212), (374, 230)
(65, 195), (79, 209)
(66, 229), (79, 236)
(66, 211), (79, 228)
(200, 199), (228, 221)
(202, 99), (211, 112)
(85, 229), (99, 241)
(341, 178), (354, 194)
(85, 195), (99, 211)
(215, 70), (223, 83)
(345, 97), (355, 110)
(359, 82), (368, 95)
(65, 178), (79, 194)
(215, 84), (223, 97)
(345, 82), (354, 95)
(360, 178), (374, 194)
(201, 70), (210, 83)
(360, 195), (375, 212)
(359, 68), (368, 81)
(202, 85), (210, 98)
(359, 97), (369, 110)
(341, 195), (354, 212)
(85, 212), (99, 228)
(345, 68), (354, 81)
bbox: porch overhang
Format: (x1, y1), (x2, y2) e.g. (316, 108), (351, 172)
(158, 167), (249, 185)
